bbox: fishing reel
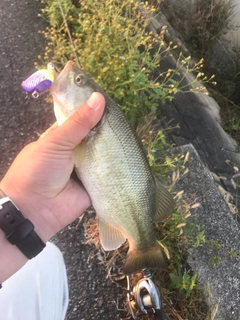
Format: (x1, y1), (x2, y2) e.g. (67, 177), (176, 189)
(126, 269), (167, 320)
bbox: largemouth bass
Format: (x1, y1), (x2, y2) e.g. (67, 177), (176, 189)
(50, 61), (175, 275)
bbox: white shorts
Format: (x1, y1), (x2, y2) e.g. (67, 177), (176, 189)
(0, 242), (69, 320)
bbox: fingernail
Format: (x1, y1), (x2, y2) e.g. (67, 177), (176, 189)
(87, 92), (99, 109)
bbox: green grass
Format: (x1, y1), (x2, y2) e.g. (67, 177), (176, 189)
(216, 96), (240, 145)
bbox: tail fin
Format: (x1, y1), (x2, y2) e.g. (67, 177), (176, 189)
(123, 241), (167, 275)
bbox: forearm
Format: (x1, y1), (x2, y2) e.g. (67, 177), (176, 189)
(0, 181), (90, 283)
(0, 229), (28, 283)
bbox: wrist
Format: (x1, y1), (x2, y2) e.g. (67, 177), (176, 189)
(0, 187), (56, 283)
(0, 184), (57, 243)
(0, 194), (46, 256)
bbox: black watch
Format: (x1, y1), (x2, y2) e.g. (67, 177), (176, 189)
(0, 196), (46, 259)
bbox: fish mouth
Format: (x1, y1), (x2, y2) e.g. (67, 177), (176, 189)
(50, 61), (76, 96)
(50, 60), (90, 120)
(53, 60), (75, 83)
(53, 60), (81, 86)
(58, 60), (75, 76)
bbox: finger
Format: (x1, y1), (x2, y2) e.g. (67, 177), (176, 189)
(40, 122), (58, 138)
(45, 92), (105, 150)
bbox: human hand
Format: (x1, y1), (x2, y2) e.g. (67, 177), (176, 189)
(0, 92), (105, 242)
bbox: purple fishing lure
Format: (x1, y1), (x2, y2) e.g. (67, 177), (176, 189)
(21, 69), (55, 94)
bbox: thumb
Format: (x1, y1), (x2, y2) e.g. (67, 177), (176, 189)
(45, 92), (105, 150)
(40, 122), (58, 138)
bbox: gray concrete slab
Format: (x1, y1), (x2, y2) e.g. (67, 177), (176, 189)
(148, 11), (240, 225)
(156, 62), (240, 225)
(170, 144), (240, 320)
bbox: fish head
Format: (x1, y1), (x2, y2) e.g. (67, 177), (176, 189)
(50, 60), (95, 125)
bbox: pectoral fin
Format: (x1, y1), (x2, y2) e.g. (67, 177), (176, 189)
(73, 140), (86, 167)
(154, 176), (175, 223)
(98, 218), (126, 251)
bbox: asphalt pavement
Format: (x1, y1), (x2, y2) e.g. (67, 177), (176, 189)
(0, 0), (54, 174)
(0, 1), (123, 319)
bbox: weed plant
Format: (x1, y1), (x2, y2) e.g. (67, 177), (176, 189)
(39, 0), (207, 126)
(160, 0), (240, 144)
(180, 0), (236, 56)
(38, 0), (211, 318)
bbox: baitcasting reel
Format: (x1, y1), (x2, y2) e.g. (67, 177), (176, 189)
(126, 269), (167, 320)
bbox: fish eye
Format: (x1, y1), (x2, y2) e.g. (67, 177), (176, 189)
(75, 74), (83, 84)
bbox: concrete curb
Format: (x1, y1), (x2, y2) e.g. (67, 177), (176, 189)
(170, 144), (240, 319)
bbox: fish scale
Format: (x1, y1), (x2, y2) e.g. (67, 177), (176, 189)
(50, 61), (175, 275)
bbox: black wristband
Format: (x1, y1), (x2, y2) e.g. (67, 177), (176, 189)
(0, 197), (46, 259)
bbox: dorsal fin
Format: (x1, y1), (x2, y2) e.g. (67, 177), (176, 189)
(154, 177), (175, 223)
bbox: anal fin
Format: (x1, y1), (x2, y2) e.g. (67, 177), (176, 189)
(98, 219), (126, 251)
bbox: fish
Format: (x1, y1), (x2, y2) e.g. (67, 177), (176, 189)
(50, 60), (175, 275)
